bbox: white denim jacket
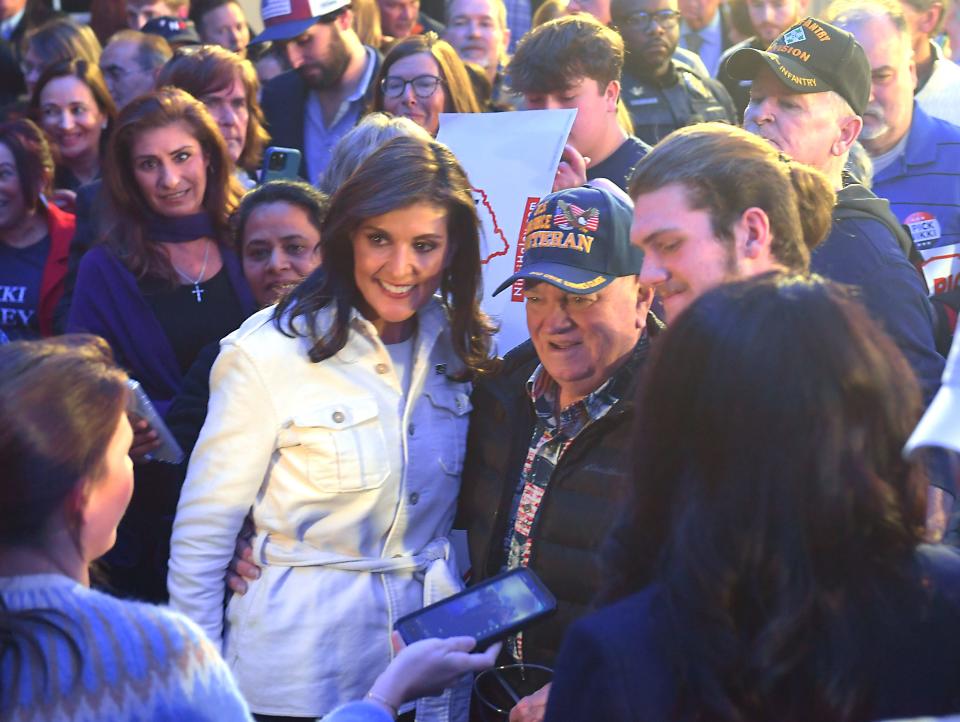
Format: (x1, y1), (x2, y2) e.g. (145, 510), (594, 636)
(168, 299), (472, 718)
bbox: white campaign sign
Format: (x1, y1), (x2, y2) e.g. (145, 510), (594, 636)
(920, 243), (960, 295)
(437, 109), (576, 354)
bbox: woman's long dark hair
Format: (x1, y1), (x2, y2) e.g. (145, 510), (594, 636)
(0, 119), (54, 216)
(275, 135), (495, 376)
(101, 87), (243, 281)
(604, 273), (927, 722)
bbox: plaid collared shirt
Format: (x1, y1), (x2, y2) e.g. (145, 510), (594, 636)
(502, 346), (640, 658)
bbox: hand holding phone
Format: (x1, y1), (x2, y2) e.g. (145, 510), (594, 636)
(367, 635), (501, 712)
(129, 416), (160, 463)
(126, 379), (185, 464)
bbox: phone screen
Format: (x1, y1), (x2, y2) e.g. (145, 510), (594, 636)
(396, 569), (554, 645)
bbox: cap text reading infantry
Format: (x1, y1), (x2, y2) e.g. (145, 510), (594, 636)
(724, 17), (870, 116)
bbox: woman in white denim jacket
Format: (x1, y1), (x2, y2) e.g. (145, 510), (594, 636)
(168, 136), (496, 720)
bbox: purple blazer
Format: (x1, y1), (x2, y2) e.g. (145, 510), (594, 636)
(66, 245), (256, 415)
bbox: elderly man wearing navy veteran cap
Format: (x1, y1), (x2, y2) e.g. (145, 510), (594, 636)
(454, 184), (655, 722)
(725, 17), (953, 536)
(252, 0), (381, 183)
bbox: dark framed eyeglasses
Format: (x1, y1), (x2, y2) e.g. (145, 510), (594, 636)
(380, 74), (444, 99)
(615, 8), (681, 30)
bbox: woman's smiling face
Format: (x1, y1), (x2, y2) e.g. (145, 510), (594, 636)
(351, 201), (449, 343)
(39, 76), (106, 166)
(242, 200), (322, 306)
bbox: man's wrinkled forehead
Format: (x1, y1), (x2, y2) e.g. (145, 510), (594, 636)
(521, 278), (592, 296)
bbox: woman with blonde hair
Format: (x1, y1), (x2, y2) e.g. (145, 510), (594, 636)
(352, 0), (388, 50)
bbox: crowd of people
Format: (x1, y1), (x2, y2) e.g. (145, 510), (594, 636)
(2, 0), (960, 719)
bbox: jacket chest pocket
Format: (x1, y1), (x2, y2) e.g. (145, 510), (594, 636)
(292, 398), (389, 492)
(424, 386), (473, 477)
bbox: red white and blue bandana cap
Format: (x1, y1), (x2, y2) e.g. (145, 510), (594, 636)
(250, 0), (350, 44)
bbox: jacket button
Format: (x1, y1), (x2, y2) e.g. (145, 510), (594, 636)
(409, 492), (420, 505)
(375, 363), (389, 374)
(408, 423), (416, 436)
(332, 410), (345, 423)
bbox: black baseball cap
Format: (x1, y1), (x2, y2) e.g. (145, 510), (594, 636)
(724, 17), (870, 116)
(493, 185), (643, 297)
(142, 16), (202, 44)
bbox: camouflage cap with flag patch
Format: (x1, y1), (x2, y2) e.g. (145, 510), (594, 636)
(493, 184), (643, 296)
(723, 16), (870, 116)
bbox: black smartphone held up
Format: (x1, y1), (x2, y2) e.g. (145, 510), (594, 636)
(394, 567), (557, 649)
(260, 146), (302, 183)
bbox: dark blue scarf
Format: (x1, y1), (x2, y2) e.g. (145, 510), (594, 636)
(146, 210), (217, 244)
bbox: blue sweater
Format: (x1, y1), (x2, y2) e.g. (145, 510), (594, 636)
(0, 574), (252, 721)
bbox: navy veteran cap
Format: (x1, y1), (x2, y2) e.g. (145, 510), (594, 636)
(251, 0), (351, 44)
(724, 17), (870, 116)
(493, 185), (643, 296)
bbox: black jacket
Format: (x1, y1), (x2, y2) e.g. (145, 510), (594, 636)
(620, 60), (737, 146)
(455, 335), (651, 665)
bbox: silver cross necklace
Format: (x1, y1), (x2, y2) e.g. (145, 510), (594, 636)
(172, 239), (211, 303)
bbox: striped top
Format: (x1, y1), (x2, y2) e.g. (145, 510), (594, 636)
(0, 574), (252, 722)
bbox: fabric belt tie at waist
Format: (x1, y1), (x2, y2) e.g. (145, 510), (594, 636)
(255, 532), (450, 572)
(254, 532), (460, 606)
(253, 532), (469, 722)
(253, 533), (459, 604)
